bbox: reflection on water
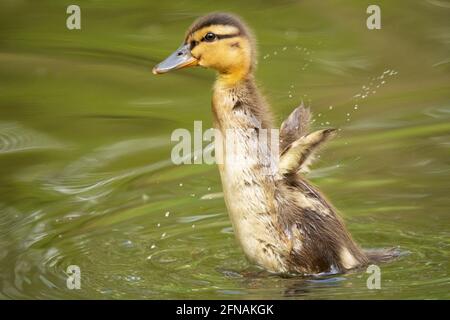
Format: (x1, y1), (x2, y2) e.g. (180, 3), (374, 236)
(0, 0), (449, 299)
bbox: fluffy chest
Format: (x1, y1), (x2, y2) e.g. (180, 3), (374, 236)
(212, 83), (289, 271)
(212, 84), (275, 213)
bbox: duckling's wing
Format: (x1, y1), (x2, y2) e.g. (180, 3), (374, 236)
(279, 128), (336, 175)
(279, 104), (311, 152)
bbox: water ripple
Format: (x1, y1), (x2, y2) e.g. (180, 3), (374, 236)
(0, 122), (64, 154)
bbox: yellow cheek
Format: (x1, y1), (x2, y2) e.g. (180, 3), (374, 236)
(190, 40), (249, 75)
(211, 43), (240, 68)
(192, 45), (221, 68)
(191, 46), (202, 59)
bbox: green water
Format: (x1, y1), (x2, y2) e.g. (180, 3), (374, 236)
(0, 0), (449, 299)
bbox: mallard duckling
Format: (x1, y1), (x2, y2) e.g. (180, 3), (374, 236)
(153, 13), (396, 274)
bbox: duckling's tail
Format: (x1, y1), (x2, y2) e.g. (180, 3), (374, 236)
(364, 247), (405, 264)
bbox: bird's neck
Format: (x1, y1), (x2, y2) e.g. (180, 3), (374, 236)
(212, 73), (274, 131)
(216, 68), (250, 87)
(216, 53), (253, 87)
(211, 72), (281, 270)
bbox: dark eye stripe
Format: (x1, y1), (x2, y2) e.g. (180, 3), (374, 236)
(200, 33), (240, 42)
(190, 40), (199, 50)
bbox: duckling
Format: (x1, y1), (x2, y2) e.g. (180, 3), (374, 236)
(153, 12), (397, 274)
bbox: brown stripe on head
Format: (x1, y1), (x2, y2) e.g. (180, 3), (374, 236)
(186, 12), (251, 39)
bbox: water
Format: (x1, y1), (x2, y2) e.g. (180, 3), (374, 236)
(0, 0), (449, 299)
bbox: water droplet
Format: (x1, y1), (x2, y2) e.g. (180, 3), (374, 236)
(125, 275), (141, 282)
(122, 240), (134, 248)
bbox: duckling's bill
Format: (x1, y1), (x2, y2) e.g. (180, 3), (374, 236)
(152, 44), (198, 74)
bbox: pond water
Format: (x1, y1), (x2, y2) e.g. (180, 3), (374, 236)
(0, 0), (449, 299)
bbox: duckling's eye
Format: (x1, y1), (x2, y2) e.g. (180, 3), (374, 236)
(203, 32), (216, 42)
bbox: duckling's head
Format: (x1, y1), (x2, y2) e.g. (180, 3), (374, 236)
(153, 13), (256, 83)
